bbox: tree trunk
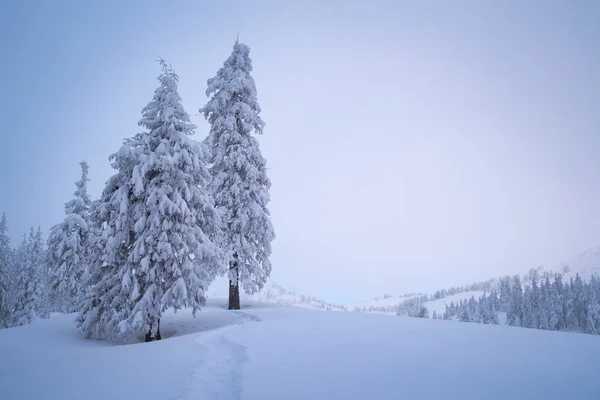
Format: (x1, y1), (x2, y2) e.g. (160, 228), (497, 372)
(229, 262), (241, 310)
(145, 318), (161, 342)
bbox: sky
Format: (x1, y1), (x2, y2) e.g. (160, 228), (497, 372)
(1, 0), (599, 304)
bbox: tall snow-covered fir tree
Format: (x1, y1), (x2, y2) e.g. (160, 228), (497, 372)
(12, 227), (47, 326)
(0, 213), (12, 328)
(76, 60), (222, 342)
(47, 161), (92, 313)
(200, 39), (275, 310)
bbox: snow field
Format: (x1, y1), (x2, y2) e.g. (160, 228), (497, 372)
(2, 300), (600, 400)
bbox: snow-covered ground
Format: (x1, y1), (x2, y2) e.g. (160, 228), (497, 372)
(2, 299), (600, 400)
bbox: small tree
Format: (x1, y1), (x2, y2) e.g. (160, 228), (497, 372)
(573, 274), (586, 329)
(0, 214), (12, 327)
(498, 276), (511, 311)
(584, 285), (600, 334)
(77, 60), (222, 341)
(551, 274), (564, 330)
(563, 280), (577, 330)
(507, 275), (523, 326)
(47, 161), (92, 313)
(201, 39), (275, 310)
(13, 228), (47, 325)
(459, 302), (470, 322)
(468, 297), (481, 323)
(538, 276), (551, 330)
(530, 275), (541, 329)
(522, 286), (535, 328)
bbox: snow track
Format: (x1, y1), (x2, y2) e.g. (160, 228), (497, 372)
(178, 311), (260, 400)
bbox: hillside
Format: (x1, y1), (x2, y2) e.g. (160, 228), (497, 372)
(203, 245), (600, 319)
(355, 245), (600, 317)
(2, 300), (599, 400)
(207, 277), (347, 311)
(548, 245), (600, 282)
(349, 294), (420, 314)
(424, 291), (486, 316)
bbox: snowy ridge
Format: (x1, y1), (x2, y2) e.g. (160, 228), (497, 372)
(508, 245), (600, 289)
(207, 277), (347, 311)
(550, 245), (600, 282)
(349, 293), (420, 314)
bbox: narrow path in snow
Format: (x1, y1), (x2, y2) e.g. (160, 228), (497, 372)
(178, 311), (260, 400)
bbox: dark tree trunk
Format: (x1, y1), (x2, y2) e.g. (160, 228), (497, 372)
(145, 318), (161, 342)
(229, 261), (241, 310)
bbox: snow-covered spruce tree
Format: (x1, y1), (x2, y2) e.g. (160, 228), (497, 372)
(563, 279), (576, 330)
(573, 274), (586, 329)
(76, 60), (222, 342)
(47, 161), (92, 313)
(584, 284), (600, 334)
(538, 276), (551, 330)
(13, 227), (47, 325)
(200, 39), (275, 310)
(522, 285), (535, 328)
(499, 276), (512, 312)
(11, 236), (29, 325)
(507, 275), (523, 326)
(488, 296), (500, 325)
(468, 297), (481, 323)
(459, 300), (471, 322)
(0, 213), (12, 328)
(548, 275), (562, 330)
(530, 274), (541, 329)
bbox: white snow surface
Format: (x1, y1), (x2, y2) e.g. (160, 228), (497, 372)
(2, 299), (600, 400)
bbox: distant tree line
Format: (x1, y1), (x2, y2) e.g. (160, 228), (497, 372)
(0, 218), (50, 328)
(296, 295), (348, 311)
(432, 280), (495, 300)
(438, 293), (500, 325)
(421, 271), (600, 336)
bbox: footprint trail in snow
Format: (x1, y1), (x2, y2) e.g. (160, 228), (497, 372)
(179, 311), (259, 400)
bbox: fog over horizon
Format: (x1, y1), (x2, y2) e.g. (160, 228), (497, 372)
(1, 1), (599, 304)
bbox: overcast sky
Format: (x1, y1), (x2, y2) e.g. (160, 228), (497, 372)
(1, 0), (599, 304)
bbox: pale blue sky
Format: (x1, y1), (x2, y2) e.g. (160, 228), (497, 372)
(1, 1), (599, 304)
